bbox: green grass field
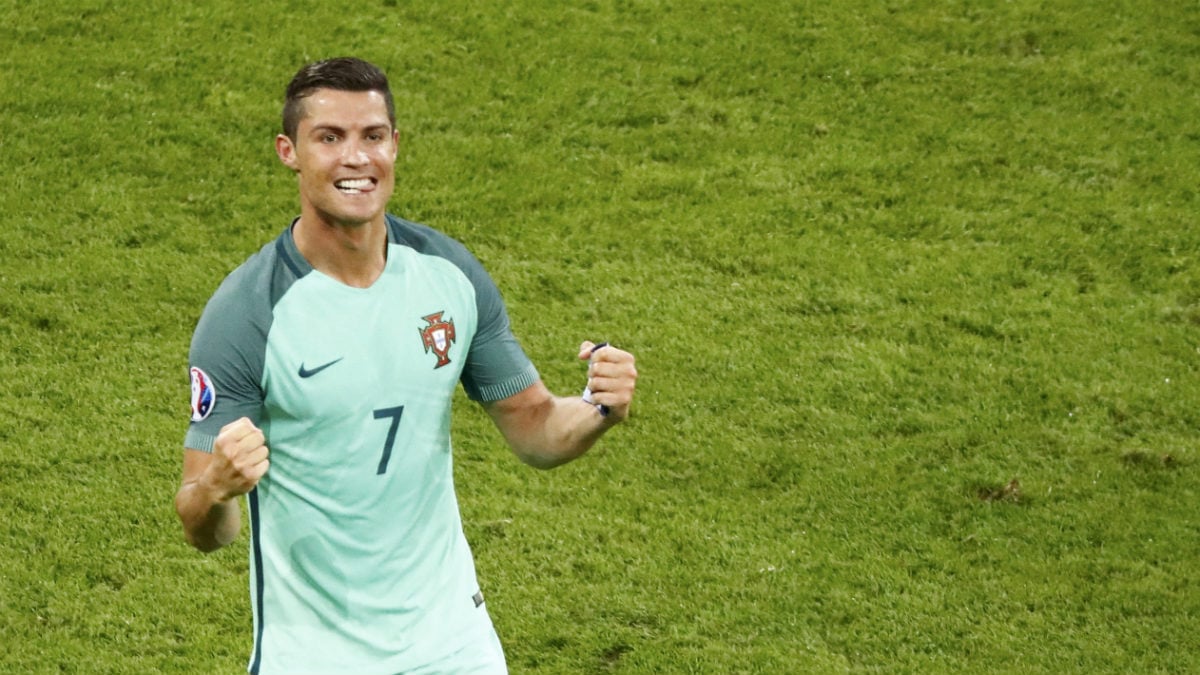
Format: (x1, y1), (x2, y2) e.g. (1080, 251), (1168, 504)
(2, 1), (1198, 673)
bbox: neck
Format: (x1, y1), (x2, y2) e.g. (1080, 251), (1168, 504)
(293, 215), (388, 288)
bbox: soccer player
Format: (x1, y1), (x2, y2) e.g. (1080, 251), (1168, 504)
(174, 57), (637, 675)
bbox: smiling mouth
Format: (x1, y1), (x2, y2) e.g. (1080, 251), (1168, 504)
(335, 178), (373, 194)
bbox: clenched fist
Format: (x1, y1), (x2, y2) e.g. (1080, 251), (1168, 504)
(578, 341), (638, 423)
(208, 417), (271, 500)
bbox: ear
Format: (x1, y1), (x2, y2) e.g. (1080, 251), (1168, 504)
(275, 134), (299, 172)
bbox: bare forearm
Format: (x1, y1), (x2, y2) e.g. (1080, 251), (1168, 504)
(487, 344), (636, 469)
(515, 396), (615, 469)
(175, 479), (241, 553)
(487, 387), (616, 470)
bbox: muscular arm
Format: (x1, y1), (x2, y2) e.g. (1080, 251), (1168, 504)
(485, 342), (637, 469)
(174, 418), (270, 553)
(175, 450), (242, 553)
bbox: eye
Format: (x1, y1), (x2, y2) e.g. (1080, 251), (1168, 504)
(321, 133), (339, 143)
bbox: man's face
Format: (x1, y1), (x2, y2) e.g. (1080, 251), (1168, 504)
(276, 88), (398, 229)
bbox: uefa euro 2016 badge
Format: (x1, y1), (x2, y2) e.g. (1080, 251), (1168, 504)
(418, 311), (456, 369)
(190, 366), (216, 421)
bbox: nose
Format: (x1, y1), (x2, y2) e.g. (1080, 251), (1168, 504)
(342, 141), (369, 166)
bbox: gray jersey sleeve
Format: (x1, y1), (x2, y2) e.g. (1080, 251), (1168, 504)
(184, 238), (294, 451)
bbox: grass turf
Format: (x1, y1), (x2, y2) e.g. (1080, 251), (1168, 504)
(1, 1), (1198, 673)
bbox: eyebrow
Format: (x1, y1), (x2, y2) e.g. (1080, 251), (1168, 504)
(308, 123), (392, 135)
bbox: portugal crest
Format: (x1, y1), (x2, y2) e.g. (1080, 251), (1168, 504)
(419, 311), (456, 369)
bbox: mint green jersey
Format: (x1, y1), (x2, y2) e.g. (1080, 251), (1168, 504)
(185, 215), (537, 675)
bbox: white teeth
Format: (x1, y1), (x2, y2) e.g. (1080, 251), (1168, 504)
(336, 179), (371, 193)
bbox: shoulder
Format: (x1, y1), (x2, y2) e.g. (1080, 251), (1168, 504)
(191, 228), (309, 357)
(386, 214), (484, 273)
(385, 214), (508, 310)
(204, 228), (308, 317)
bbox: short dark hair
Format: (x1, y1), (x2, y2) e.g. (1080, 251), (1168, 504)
(282, 57), (395, 141)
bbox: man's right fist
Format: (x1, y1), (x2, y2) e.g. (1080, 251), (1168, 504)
(209, 417), (270, 499)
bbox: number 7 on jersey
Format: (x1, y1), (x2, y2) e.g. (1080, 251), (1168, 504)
(372, 406), (405, 474)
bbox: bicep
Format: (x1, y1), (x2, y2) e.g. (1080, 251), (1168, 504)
(181, 447), (214, 485)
